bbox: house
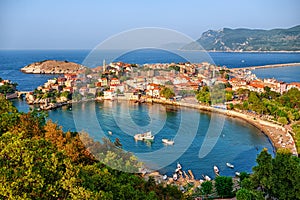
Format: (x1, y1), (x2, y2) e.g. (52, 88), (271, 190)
(99, 78), (108, 87)
(103, 90), (115, 100)
(146, 86), (160, 98)
(287, 82), (300, 91)
(124, 90), (139, 100)
(110, 78), (120, 85)
(51, 84), (62, 91)
(64, 74), (77, 80)
(65, 80), (74, 87)
(88, 88), (97, 96)
(57, 77), (67, 86)
(248, 81), (265, 93)
(63, 87), (73, 93)
(79, 87), (88, 96)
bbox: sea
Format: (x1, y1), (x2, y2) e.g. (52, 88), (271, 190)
(1, 49), (300, 179)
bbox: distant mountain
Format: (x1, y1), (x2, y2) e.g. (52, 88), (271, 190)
(182, 25), (300, 51)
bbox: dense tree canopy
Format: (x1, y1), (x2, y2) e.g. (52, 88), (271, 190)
(238, 148), (300, 200)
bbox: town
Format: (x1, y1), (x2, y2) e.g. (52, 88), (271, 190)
(21, 60), (300, 110)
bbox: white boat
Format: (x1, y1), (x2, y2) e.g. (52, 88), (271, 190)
(162, 138), (174, 145)
(214, 165), (219, 174)
(134, 131), (154, 141)
(202, 174), (211, 181)
(235, 172), (240, 176)
(226, 162), (234, 168)
(108, 131), (112, 135)
(175, 162), (182, 173)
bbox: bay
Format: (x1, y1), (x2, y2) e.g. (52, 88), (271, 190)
(12, 99), (274, 179)
(2, 49), (297, 179)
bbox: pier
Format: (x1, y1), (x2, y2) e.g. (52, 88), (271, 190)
(232, 62), (300, 71)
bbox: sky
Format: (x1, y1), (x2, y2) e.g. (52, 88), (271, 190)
(0, 0), (299, 49)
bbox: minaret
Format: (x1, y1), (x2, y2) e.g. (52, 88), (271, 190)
(103, 59), (106, 72)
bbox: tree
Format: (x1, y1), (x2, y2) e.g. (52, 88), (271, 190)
(251, 148), (273, 192)
(278, 116), (288, 125)
(268, 148), (300, 199)
(243, 148), (300, 199)
(159, 86), (175, 99)
(0, 132), (71, 199)
(236, 188), (253, 200)
(201, 181), (213, 196)
(214, 176), (233, 198)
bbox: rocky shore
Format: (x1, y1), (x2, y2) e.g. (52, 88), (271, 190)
(20, 60), (87, 74)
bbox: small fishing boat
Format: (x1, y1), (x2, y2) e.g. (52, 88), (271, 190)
(134, 131), (154, 141)
(175, 162), (182, 173)
(235, 172), (240, 176)
(202, 174), (211, 181)
(226, 162), (234, 168)
(108, 131), (112, 135)
(162, 138), (174, 145)
(214, 165), (220, 175)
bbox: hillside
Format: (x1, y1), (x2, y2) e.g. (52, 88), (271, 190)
(182, 25), (300, 51)
(21, 60), (87, 74)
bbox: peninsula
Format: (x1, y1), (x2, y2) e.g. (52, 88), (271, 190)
(21, 60), (87, 74)
(182, 25), (300, 52)
(21, 60), (300, 156)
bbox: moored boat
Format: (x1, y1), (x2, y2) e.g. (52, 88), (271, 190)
(162, 138), (174, 145)
(226, 162), (234, 168)
(134, 131), (154, 141)
(202, 174), (211, 181)
(214, 165), (220, 175)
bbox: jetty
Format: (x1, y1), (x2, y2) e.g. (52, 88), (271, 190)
(231, 62), (300, 71)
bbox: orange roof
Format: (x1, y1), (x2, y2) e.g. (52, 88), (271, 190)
(249, 83), (264, 88)
(289, 82), (300, 87)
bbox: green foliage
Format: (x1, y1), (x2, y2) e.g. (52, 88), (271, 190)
(185, 25), (300, 51)
(0, 132), (71, 199)
(278, 116), (288, 125)
(169, 65), (180, 71)
(201, 181), (213, 196)
(292, 122), (300, 154)
(241, 148), (300, 200)
(214, 176), (233, 198)
(251, 148), (273, 191)
(0, 80), (17, 95)
(159, 86), (175, 99)
(236, 188), (253, 200)
(234, 88), (300, 124)
(268, 149), (300, 199)
(196, 86), (211, 105)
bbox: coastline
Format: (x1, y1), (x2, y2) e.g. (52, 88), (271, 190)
(178, 49), (300, 53)
(116, 97), (298, 156)
(232, 62), (300, 71)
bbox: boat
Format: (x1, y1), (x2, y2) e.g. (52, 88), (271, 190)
(214, 165), (220, 175)
(226, 162), (234, 168)
(202, 174), (211, 181)
(162, 138), (174, 145)
(134, 131), (154, 141)
(108, 131), (112, 135)
(235, 172), (240, 176)
(175, 162), (182, 173)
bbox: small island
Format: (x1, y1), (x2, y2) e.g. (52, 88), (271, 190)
(20, 60), (87, 74)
